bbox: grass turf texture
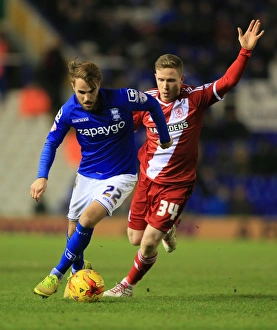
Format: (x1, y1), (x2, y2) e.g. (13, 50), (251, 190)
(0, 233), (276, 330)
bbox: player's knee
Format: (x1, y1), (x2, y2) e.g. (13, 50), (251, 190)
(128, 236), (141, 246)
(127, 228), (142, 246)
(140, 242), (157, 258)
(128, 232), (141, 246)
(140, 234), (160, 256)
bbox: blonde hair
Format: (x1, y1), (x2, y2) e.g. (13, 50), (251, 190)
(68, 59), (102, 89)
(155, 54), (183, 76)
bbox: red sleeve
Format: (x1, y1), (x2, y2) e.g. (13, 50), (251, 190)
(216, 48), (252, 98)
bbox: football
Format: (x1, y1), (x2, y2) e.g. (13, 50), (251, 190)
(68, 269), (105, 302)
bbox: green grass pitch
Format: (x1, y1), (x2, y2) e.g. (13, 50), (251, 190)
(0, 233), (276, 330)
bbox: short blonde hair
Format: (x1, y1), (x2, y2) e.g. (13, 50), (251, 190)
(155, 54), (183, 76)
(68, 59), (102, 89)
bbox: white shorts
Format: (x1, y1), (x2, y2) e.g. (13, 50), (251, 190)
(67, 173), (138, 221)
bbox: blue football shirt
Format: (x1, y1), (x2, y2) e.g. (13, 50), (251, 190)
(37, 87), (170, 180)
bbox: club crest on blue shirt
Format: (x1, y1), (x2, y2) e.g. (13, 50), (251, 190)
(110, 108), (122, 121)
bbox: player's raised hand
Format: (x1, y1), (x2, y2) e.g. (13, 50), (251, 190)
(238, 19), (265, 50)
(30, 178), (48, 202)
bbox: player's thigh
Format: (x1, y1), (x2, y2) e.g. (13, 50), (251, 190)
(67, 173), (95, 221)
(146, 182), (195, 233)
(79, 200), (108, 227)
(68, 173), (137, 220)
(94, 173), (137, 216)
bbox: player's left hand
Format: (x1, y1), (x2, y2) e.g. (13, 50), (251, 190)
(238, 19), (265, 50)
(157, 136), (173, 149)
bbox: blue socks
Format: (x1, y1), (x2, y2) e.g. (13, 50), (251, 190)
(51, 222), (94, 278)
(66, 231), (84, 273)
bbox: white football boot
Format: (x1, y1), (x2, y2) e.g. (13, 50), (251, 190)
(162, 224), (177, 253)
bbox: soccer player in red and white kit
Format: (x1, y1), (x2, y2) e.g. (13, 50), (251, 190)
(104, 19), (264, 297)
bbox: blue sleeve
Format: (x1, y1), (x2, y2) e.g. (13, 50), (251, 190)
(37, 108), (71, 179)
(146, 96), (170, 144)
(125, 88), (170, 144)
(37, 141), (57, 179)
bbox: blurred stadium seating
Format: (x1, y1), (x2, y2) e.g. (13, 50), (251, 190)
(0, 91), (76, 216)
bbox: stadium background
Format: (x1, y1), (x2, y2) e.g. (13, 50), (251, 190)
(0, 0), (277, 240)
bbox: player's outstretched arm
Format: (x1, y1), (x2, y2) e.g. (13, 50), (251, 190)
(238, 19), (265, 50)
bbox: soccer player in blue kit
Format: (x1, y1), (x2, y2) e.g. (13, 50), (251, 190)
(30, 59), (172, 298)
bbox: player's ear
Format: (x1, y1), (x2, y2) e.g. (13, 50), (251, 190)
(71, 82), (75, 91)
(181, 75), (185, 83)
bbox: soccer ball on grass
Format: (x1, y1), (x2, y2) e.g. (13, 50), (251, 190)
(68, 269), (105, 302)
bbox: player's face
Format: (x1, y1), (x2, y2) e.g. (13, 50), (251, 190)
(155, 68), (184, 102)
(72, 78), (100, 111)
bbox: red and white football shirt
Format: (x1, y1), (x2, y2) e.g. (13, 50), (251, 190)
(133, 82), (221, 185)
(133, 48), (251, 186)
